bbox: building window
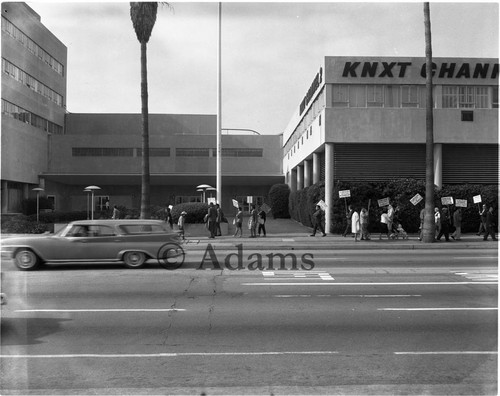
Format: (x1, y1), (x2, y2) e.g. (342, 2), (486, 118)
(95, 196), (110, 212)
(401, 86), (419, 108)
(458, 86), (475, 108)
(384, 85), (399, 108)
(176, 148), (210, 157)
(493, 87), (499, 109)
(442, 85), (495, 108)
(137, 148), (170, 157)
(461, 110), (474, 122)
(2, 17), (64, 76)
(475, 86), (489, 108)
(2, 99), (63, 134)
(332, 85), (349, 107)
(2, 59), (64, 107)
(72, 148), (133, 156)
(220, 148), (263, 157)
(366, 85), (384, 107)
(349, 85), (367, 107)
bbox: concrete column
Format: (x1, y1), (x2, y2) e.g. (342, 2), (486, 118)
(325, 143), (334, 234)
(303, 160), (311, 188)
(312, 153), (320, 184)
(433, 143), (442, 190)
(296, 164), (304, 191)
(290, 168), (297, 193)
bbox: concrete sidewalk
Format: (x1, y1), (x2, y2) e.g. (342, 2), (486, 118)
(185, 218), (499, 251)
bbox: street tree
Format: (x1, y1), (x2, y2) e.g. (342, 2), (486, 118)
(130, 2), (159, 219)
(422, 2), (436, 242)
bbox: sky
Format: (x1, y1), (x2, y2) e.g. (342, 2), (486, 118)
(26, 1), (499, 136)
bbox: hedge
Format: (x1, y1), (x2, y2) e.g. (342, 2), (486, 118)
(268, 184), (291, 219)
(289, 179), (498, 234)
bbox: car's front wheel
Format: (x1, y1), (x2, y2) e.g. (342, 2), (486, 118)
(14, 249), (40, 270)
(123, 251), (146, 268)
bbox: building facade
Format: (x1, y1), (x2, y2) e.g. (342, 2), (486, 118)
(1, 2), (67, 213)
(42, 113), (283, 214)
(283, 56), (498, 230)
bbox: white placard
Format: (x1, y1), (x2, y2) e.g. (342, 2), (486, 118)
(317, 200), (327, 210)
(247, 196), (253, 204)
(410, 193), (423, 206)
(232, 199), (239, 208)
(339, 190), (351, 199)
(455, 199), (468, 208)
(473, 195), (482, 204)
(378, 197), (390, 207)
(441, 196), (454, 205)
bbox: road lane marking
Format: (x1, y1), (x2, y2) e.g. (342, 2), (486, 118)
(340, 295), (421, 298)
(242, 282), (497, 286)
(395, 351), (498, 355)
(379, 308), (497, 311)
(263, 271), (334, 280)
(0, 351), (339, 359)
(15, 309), (186, 313)
(273, 294), (421, 298)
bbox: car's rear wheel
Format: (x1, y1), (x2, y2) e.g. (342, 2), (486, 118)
(14, 249), (40, 270)
(123, 251), (146, 268)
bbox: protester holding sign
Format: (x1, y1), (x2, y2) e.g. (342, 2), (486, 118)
(310, 205), (326, 237)
(351, 207), (360, 242)
(342, 205), (354, 237)
(477, 204), (487, 236)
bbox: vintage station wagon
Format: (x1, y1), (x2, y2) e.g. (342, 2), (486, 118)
(1, 219), (184, 270)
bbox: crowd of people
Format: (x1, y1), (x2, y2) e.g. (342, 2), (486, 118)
(158, 200), (497, 242)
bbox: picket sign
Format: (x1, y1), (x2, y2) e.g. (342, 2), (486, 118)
(232, 199), (239, 208)
(339, 190), (351, 199)
(455, 199), (468, 208)
(410, 193), (423, 206)
(378, 197), (390, 207)
(317, 200), (327, 211)
(441, 196), (454, 205)
(260, 202), (271, 213)
(473, 195), (482, 204)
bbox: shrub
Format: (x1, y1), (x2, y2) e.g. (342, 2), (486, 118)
(1, 215), (51, 234)
(268, 184), (290, 218)
(171, 202), (210, 224)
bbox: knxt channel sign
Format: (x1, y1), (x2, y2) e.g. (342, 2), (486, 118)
(197, 243), (315, 271)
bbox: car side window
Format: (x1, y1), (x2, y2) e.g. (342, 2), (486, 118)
(93, 225), (116, 237)
(67, 225), (89, 237)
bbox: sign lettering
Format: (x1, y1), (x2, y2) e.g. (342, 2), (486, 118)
(341, 61), (498, 79)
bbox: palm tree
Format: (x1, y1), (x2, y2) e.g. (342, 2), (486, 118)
(422, 2), (435, 243)
(130, 2), (158, 219)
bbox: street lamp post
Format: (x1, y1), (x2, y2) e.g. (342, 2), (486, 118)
(84, 188), (91, 219)
(196, 184), (213, 203)
(32, 187), (44, 223)
(84, 185), (101, 220)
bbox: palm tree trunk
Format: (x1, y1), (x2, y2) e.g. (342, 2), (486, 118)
(140, 41), (151, 219)
(422, 2), (435, 242)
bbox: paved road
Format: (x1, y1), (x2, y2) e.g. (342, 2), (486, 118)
(1, 248), (497, 395)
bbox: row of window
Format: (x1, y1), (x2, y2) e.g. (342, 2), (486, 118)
(2, 58), (64, 106)
(72, 147), (264, 157)
(2, 17), (64, 76)
(332, 84), (498, 109)
(2, 99), (63, 134)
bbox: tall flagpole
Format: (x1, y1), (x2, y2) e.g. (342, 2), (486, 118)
(216, 2), (222, 205)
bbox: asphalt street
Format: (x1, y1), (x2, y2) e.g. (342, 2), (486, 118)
(0, 247), (497, 395)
